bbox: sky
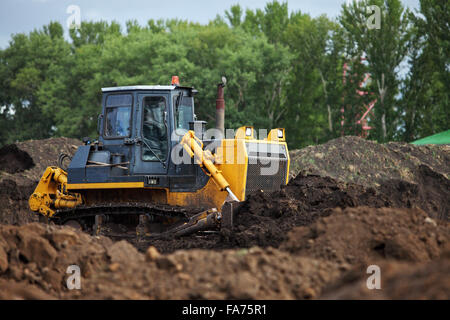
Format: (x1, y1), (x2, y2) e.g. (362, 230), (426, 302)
(0, 0), (420, 49)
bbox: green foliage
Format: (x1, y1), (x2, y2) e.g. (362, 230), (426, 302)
(340, 0), (412, 142)
(401, 0), (449, 141)
(0, 1), (448, 148)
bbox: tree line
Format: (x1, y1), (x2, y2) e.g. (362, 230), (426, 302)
(0, 0), (448, 149)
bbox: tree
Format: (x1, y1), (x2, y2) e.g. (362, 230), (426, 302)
(0, 0), (446, 148)
(340, 0), (411, 142)
(0, 22), (71, 144)
(401, 0), (449, 141)
(225, 5), (243, 28)
(69, 21), (121, 48)
(285, 13), (344, 143)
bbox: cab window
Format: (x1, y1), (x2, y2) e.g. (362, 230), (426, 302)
(104, 94), (132, 138)
(173, 95), (193, 135)
(142, 96), (168, 162)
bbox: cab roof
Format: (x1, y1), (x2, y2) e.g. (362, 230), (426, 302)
(101, 85), (194, 92)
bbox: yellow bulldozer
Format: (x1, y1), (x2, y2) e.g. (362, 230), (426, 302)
(29, 77), (290, 238)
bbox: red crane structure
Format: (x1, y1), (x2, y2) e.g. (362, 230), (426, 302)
(341, 57), (377, 138)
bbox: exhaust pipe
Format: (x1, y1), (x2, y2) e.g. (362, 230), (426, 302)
(216, 76), (227, 136)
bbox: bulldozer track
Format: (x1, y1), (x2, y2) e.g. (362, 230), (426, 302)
(50, 202), (205, 236)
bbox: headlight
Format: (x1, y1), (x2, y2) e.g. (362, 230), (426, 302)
(277, 129), (283, 138)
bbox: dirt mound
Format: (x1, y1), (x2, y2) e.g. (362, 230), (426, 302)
(289, 136), (450, 188)
(281, 207), (449, 265)
(135, 174), (389, 253)
(82, 246), (344, 300)
(0, 137), (80, 187)
(0, 179), (37, 225)
(137, 169), (449, 253)
(0, 137), (80, 226)
(1, 216), (447, 300)
(223, 174), (391, 249)
(216, 169), (447, 251)
(0, 223), (113, 298)
(0, 136), (448, 299)
(0, 223), (343, 299)
(0, 279), (55, 299)
(321, 254), (450, 300)
(377, 164), (450, 220)
(0, 144), (34, 174)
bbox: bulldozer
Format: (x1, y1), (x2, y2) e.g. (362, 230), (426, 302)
(29, 76), (290, 239)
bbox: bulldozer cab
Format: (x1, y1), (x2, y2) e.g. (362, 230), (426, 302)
(97, 85), (196, 175)
(64, 83), (210, 192)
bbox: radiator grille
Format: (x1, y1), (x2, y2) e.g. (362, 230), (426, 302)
(245, 143), (288, 197)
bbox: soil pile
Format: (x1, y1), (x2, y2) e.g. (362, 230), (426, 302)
(0, 209), (448, 300)
(0, 179), (36, 225)
(0, 137), (80, 186)
(137, 174), (389, 253)
(0, 136), (448, 299)
(377, 164), (449, 220)
(289, 136), (449, 188)
(321, 256), (450, 300)
(281, 207), (449, 265)
(313, 208), (450, 300)
(0, 223), (343, 299)
(138, 167), (449, 253)
(80, 246), (343, 300)
(0, 223), (113, 299)
(0, 144), (34, 174)
(0, 137), (80, 225)
(223, 174), (391, 250)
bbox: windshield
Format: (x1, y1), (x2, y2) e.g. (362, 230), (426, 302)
(104, 94), (132, 138)
(173, 95), (193, 135)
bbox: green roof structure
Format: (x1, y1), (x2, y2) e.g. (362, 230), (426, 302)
(411, 130), (450, 145)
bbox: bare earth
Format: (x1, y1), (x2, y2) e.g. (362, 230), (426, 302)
(0, 136), (448, 299)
